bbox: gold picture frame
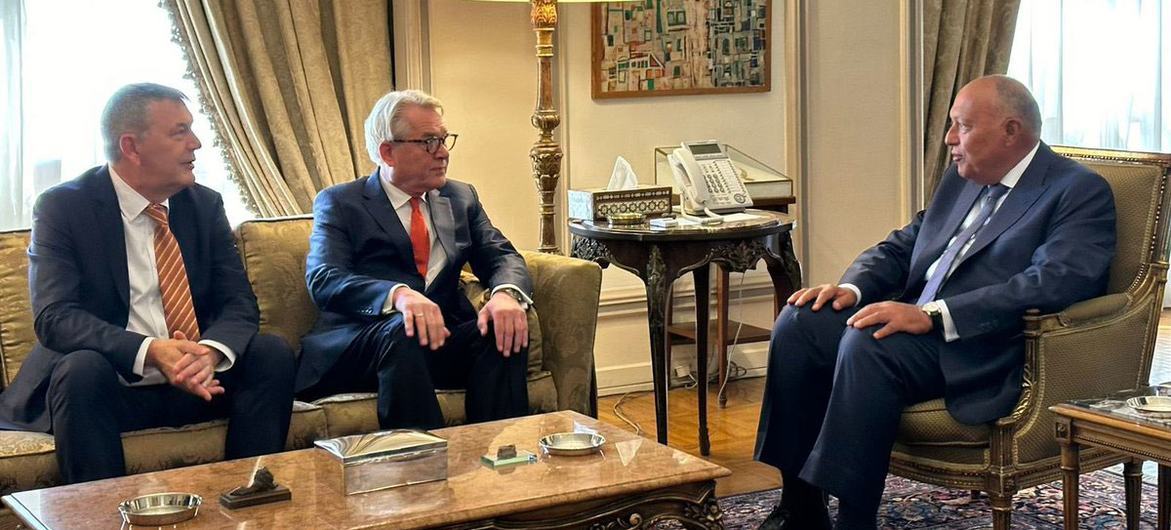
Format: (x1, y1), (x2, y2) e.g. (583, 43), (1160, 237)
(591, 0), (771, 99)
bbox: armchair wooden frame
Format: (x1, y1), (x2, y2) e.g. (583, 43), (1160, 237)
(889, 146), (1171, 530)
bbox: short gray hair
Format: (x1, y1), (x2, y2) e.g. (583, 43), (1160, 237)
(364, 90), (444, 166)
(101, 83), (189, 162)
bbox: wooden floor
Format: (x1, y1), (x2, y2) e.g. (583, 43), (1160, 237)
(598, 309), (1171, 498)
(597, 377), (778, 497)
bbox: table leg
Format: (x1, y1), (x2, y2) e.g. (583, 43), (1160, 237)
(644, 247), (673, 446)
(1058, 434), (1080, 530)
(764, 232), (801, 317)
(715, 265), (731, 408)
(693, 264), (711, 456)
(1124, 459), (1142, 530)
(1160, 464), (1170, 530)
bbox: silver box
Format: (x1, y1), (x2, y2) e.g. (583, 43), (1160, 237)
(315, 429), (447, 495)
(567, 185), (673, 221)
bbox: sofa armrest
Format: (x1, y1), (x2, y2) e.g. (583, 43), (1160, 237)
(521, 251), (602, 416)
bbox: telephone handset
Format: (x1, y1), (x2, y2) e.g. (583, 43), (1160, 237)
(666, 140), (752, 217)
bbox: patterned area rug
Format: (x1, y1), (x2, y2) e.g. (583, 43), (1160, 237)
(702, 470), (1157, 529)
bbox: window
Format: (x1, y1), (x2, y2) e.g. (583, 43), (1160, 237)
(0, 0), (252, 231)
(1008, 0), (1169, 151)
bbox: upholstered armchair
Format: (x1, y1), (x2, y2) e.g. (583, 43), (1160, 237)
(889, 146), (1171, 530)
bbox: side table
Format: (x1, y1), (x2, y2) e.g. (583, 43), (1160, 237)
(569, 210), (800, 456)
(1051, 386), (1171, 530)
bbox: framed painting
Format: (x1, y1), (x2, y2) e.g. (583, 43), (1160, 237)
(591, 0), (771, 99)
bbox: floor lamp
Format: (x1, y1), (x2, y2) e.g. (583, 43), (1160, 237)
(476, 0), (607, 254)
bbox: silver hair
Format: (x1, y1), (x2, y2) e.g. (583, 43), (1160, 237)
(364, 90), (445, 166)
(100, 83), (188, 162)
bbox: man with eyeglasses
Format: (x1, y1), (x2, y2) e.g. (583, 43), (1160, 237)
(296, 89), (532, 429)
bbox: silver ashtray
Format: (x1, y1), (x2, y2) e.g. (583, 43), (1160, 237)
(118, 492), (202, 526)
(1127, 396), (1171, 418)
(539, 432), (606, 456)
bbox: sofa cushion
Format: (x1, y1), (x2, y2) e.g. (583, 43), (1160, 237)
(314, 370), (559, 437)
(0, 430), (56, 497)
(0, 230), (33, 389)
(234, 216), (317, 353)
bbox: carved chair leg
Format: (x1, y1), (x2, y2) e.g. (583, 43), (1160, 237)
(989, 492), (1013, 530)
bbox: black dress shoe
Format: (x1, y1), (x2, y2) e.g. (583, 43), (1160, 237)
(758, 502), (833, 530)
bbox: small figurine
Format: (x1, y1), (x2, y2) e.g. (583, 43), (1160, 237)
(219, 466), (291, 509)
(496, 445), (518, 460)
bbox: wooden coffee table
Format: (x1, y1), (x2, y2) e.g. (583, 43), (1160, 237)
(1, 411), (730, 529)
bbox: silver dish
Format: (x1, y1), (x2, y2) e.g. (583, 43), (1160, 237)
(539, 432), (606, 456)
(1127, 396), (1171, 418)
(118, 492), (202, 526)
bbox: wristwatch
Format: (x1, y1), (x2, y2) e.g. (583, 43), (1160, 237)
(920, 301), (944, 332)
(497, 287), (526, 304)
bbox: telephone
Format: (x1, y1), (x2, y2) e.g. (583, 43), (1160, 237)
(666, 140), (753, 217)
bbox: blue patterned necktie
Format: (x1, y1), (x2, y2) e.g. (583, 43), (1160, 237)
(916, 184), (1009, 305)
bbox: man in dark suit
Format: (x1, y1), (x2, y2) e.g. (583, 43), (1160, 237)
(297, 89), (532, 429)
(754, 75), (1117, 529)
(0, 83), (295, 484)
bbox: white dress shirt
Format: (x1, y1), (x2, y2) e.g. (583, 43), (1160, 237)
(109, 167), (236, 386)
(842, 141), (1039, 341)
(378, 170), (531, 314)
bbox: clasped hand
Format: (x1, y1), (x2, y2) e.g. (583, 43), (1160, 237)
(789, 284), (933, 339)
(147, 331), (225, 401)
(477, 291), (528, 357)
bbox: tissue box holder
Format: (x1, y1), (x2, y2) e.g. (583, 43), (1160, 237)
(568, 185), (672, 221)
(315, 429), (448, 495)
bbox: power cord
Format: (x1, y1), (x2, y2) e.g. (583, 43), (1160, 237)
(611, 390), (650, 436)
(715, 272), (751, 403)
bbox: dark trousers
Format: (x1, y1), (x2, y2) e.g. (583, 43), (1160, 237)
(298, 315), (529, 430)
(48, 334), (296, 484)
(754, 303), (947, 520)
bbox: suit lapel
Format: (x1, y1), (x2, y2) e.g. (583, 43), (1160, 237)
(954, 144), (1053, 269)
(88, 168), (130, 308)
(430, 191), (457, 260)
(361, 172), (415, 265)
(908, 179), (982, 283)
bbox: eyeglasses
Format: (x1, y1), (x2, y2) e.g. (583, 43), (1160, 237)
(391, 133), (458, 154)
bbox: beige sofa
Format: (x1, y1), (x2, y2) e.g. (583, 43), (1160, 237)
(0, 215), (601, 527)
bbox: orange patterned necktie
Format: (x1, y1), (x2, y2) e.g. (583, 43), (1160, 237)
(409, 197), (430, 278)
(144, 204), (200, 341)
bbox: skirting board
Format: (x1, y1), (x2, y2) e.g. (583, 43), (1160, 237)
(596, 342), (771, 397)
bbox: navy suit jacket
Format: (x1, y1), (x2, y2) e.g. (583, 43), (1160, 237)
(0, 165), (260, 432)
(841, 143), (1116, 424)
(296, 172), (533, 392)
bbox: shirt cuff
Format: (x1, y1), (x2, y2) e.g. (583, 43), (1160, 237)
(199, 339), (237, 372)
(491, 284), (532, 310)
(935, 299), (960, 342)
(133, 337), (153, 376)
(383, 284), (410, 315)
(839, 283), (862, 307)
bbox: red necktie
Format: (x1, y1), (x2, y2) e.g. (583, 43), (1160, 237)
(409, 197), (430, 278)
(144, 204), (200, 340)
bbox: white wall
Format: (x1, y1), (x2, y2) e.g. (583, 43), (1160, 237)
(424, 0), (907, 395)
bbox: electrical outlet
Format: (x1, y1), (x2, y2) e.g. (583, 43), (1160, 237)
(673, 365), (691, 378)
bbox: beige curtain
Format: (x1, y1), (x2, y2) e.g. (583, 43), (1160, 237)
(162, 0), (393, 216)
(922, 0), (1021, 200)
